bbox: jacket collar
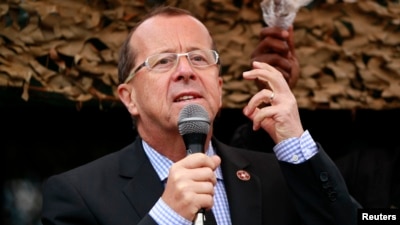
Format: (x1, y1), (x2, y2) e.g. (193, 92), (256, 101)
(119, 137), (164, 217)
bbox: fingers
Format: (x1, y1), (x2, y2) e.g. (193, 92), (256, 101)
(183, 153), (220, 170)
(287, 26), (296, 56)
(246, 89), (274, 108)
(259, 26), (290, 53)
(244, 61), (290, 94)
(169, 153), (219, 189)
(259, 26), (290, 40)
(162, 154), (221, 221)
(251, 26), (295, 86)
(252, 34), (290, 57)
(242, 61), (304, 142)
(243, 89), (276, 131)
(251, 54), (292, 82)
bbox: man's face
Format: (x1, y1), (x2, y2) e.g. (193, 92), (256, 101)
(120, 14), (222, 134)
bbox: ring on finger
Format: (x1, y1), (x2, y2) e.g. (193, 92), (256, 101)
(269, 92), (275, 102)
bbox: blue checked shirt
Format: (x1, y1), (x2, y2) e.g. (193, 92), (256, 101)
(145, 130), (318, 225)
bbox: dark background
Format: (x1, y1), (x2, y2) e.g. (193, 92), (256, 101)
(3, 86), (400, 181)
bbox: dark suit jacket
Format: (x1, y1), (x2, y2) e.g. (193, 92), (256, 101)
(41, 136), (357, 225)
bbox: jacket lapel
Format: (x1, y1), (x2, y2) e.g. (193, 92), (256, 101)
(213, 138), (263, 225)
(117, 137), (264, 223)
(119, 137), (164, 218)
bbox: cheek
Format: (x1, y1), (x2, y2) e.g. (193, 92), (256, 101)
(133, 78), (167, 106)
(134, 84), (152, 105)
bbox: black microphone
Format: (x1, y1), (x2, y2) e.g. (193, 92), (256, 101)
(177, 104), (210, 225)
(178, 104), (210, 154)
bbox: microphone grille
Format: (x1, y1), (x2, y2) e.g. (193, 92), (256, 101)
(178, 104), (210, 135)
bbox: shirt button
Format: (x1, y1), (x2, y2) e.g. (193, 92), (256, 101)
(291, 154), (299, 162)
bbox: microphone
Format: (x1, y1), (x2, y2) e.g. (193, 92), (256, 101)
(178, 104), (210, 154)
(177, 104), (210, 225)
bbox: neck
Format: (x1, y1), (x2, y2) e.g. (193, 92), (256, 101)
(138, 126), (213, 162)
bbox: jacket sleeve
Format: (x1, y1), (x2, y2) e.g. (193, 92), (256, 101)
(278, 143), (360, 225)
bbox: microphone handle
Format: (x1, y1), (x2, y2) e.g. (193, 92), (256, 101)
(193, 209), (205, 225)
(183, 133), (207, 154)
(183, 133), (207, 225)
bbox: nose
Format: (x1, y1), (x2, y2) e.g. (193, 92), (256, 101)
(174, 55), (195, 81)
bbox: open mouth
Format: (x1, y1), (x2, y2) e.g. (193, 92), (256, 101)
(174, 95), (200, 102)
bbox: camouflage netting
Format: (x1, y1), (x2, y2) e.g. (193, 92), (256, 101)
(0, 0), (399, 109)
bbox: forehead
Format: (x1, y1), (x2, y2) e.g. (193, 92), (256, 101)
(130, 14), (213, 54)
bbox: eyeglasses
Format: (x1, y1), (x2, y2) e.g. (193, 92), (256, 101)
(124, 49), (219, 83)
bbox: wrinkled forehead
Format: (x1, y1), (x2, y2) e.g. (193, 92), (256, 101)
(130, 14), (214, 55)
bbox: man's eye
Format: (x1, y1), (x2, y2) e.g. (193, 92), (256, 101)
(190, 54), (210, 65)
(192, 55), (206, 62)
(152, 56), (175, 68)
(158, 58), (171, 65)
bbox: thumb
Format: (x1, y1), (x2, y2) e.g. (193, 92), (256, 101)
(210, 155), (221, 170)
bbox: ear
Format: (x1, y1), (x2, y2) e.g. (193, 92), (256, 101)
(117, 84), (139, 116)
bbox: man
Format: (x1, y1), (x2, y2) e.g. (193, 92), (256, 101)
(41, 6), (358, 225)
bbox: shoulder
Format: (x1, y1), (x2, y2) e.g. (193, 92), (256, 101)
(46, 139), (140, 185)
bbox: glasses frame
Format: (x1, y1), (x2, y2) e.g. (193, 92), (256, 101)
(124, 50), (219, 83)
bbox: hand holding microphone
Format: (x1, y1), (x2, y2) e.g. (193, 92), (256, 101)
(161, 104), (220, 224)
(177, 104), (217, 225)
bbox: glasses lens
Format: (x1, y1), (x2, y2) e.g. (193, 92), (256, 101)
(146, 50), (218, 73)
(147, 53), (177, 72)
(188, 50), (218, 67)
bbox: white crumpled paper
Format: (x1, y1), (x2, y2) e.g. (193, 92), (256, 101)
(260, 0), (313, 29)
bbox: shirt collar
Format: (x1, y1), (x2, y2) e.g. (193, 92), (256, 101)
(142, 140), (223, 182)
